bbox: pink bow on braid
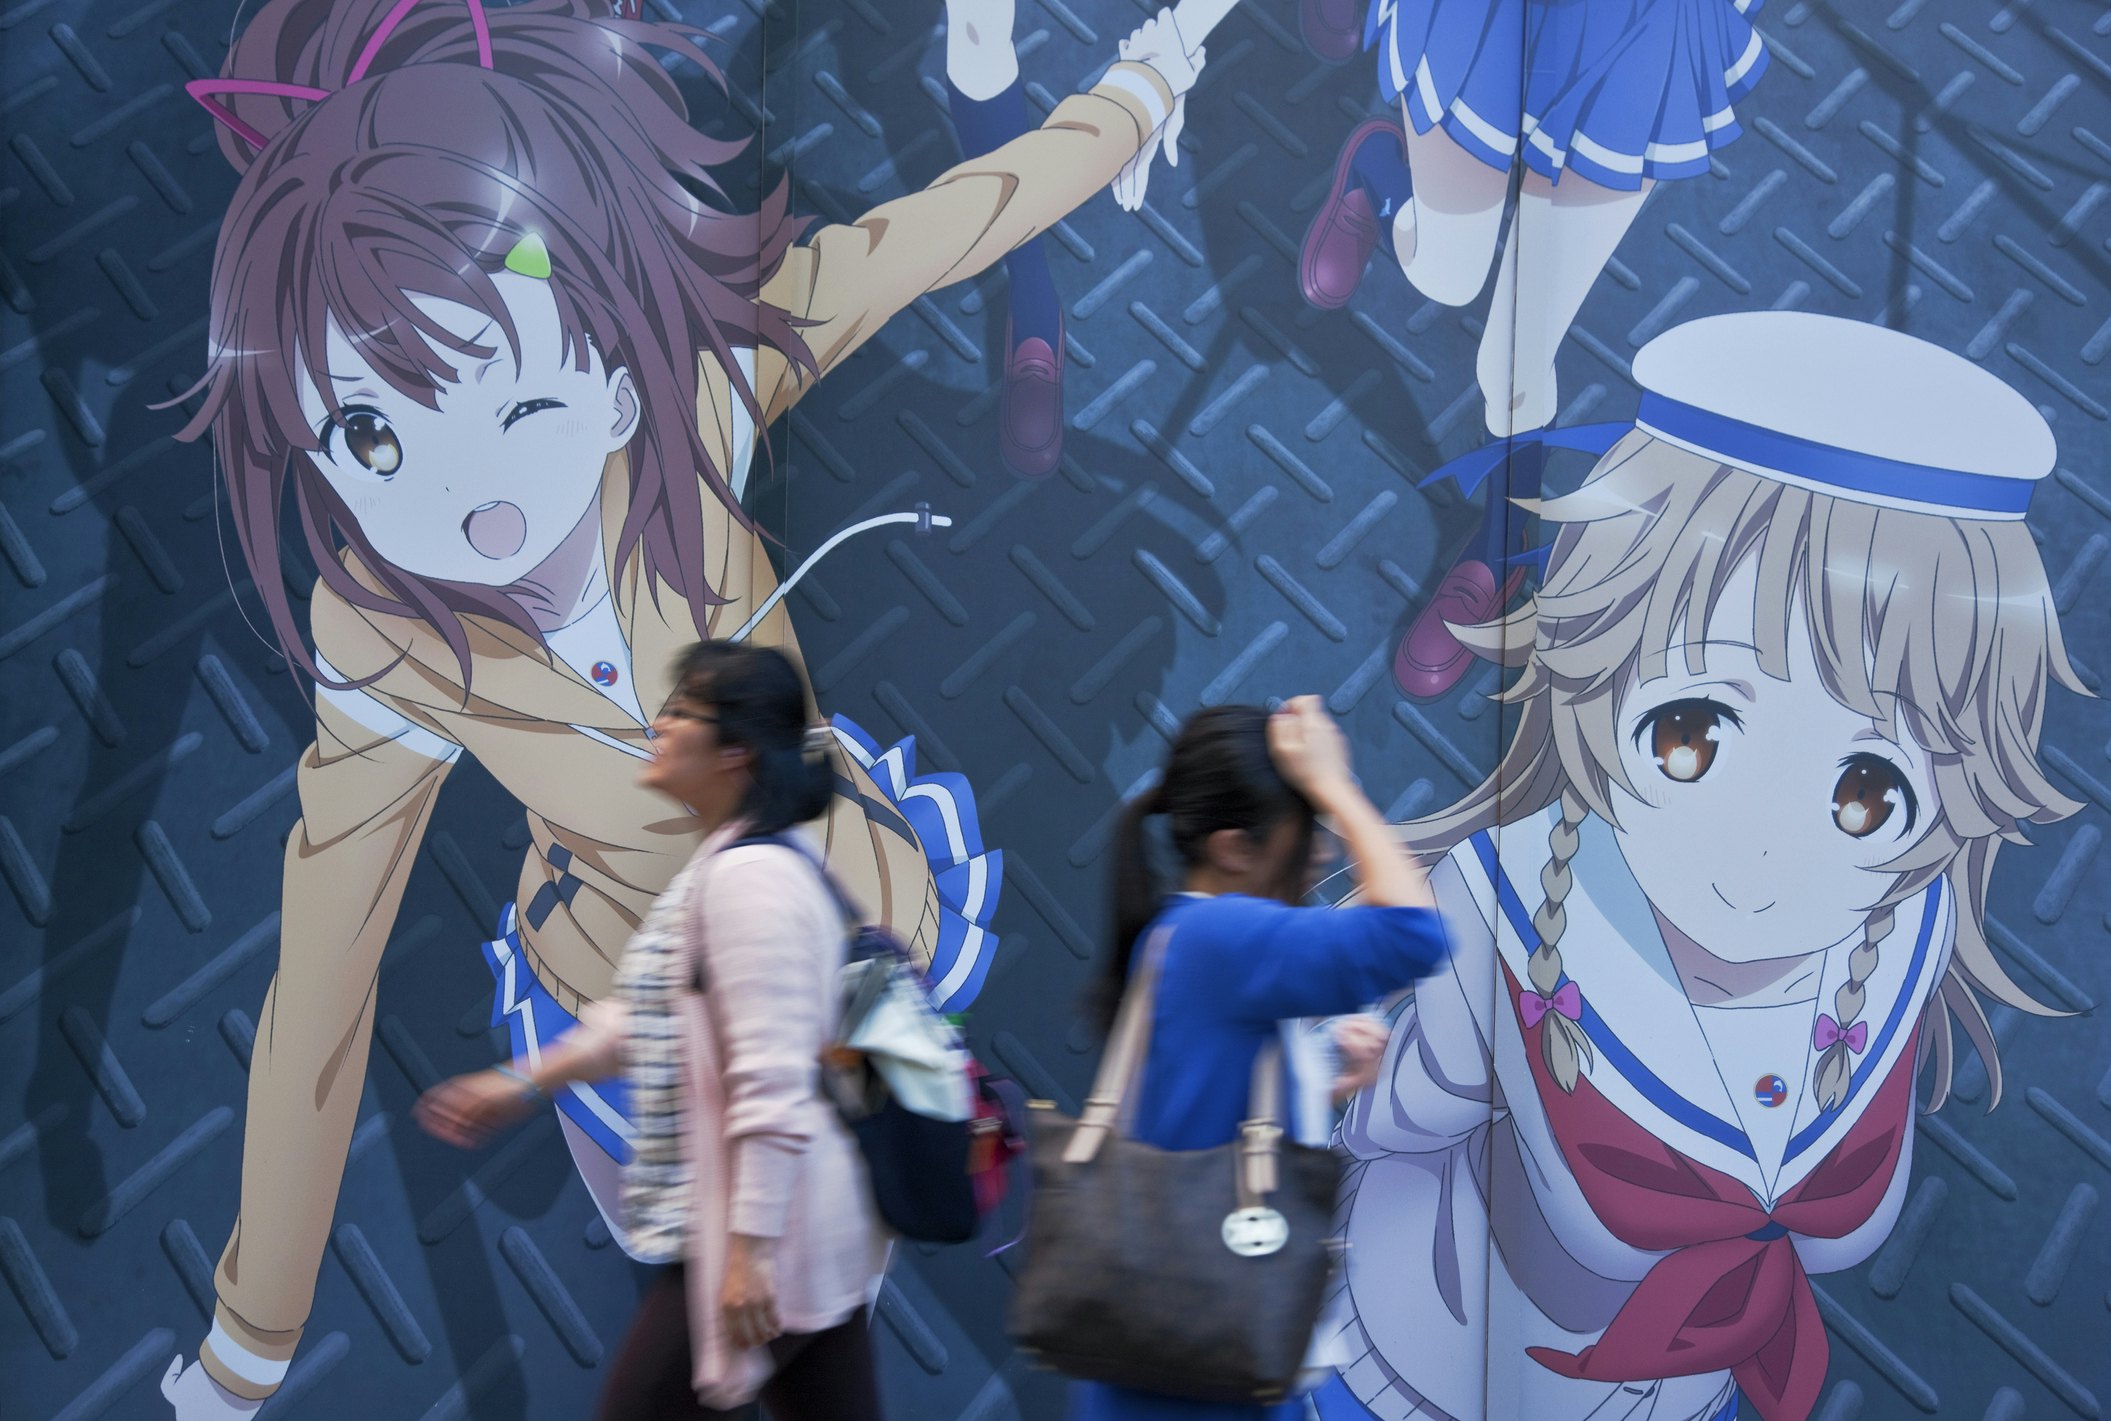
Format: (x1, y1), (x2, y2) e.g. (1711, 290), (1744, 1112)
(1813, 1014), (1868, 1054)
(1519, 981), (1583, 1030)
(186, 0), (495, 151)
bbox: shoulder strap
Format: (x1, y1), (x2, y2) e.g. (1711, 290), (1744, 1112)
(1061, 923), (1293, 1210)
(691, 832), (858, 993)
(1061, 926), (1172, 1164)
(731, 831), (862, 925)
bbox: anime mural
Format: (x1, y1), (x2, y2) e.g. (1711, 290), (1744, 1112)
(3, 1), (2106, 1420)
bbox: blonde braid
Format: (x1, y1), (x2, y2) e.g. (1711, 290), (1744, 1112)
(1530, 789), (1594, 1091)
(1813, 908), (1890, 1111)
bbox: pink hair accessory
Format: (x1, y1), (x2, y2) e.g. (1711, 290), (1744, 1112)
(184, 78), (333, 152)
(349, 0), (494, 84)
(189, 0), (495, 150)
(1519, 981), (1583, 1030)
(1813, 1014), (1867, 1054)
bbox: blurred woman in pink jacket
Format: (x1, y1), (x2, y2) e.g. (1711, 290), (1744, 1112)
(417, 641), (886, 1420)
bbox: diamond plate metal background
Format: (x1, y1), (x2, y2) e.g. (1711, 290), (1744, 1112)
(4, 0), (2108, 1417)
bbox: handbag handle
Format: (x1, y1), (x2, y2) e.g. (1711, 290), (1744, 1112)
(1063, 925), (1291, 1210)
(1063, 926), (1169, 1163)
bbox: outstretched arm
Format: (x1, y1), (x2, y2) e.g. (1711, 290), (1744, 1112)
(194, 687), (458, 1403)
(760, 11), (1202, 419)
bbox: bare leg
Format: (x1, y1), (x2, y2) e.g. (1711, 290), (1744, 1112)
(945, 0), (1018, 99)
(1391, 107), (1510, 307)
(1393, 149), (1651, 700)
(1395, 166), (1654, 700)
(1478, 170), (1652, 437)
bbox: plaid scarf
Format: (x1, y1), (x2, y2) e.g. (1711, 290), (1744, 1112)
(614, 854), (708, 1264)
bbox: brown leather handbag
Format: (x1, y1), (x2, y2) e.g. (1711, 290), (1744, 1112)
(1008, 927), (1342, 1404)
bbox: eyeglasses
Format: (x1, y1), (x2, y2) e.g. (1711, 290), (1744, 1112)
(656, 703), (718, 727)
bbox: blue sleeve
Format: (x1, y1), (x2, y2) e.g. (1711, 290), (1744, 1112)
(1172, 897), (1451, 1025)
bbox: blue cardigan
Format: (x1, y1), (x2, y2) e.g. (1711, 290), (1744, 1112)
(1066, 892), (1451, 1421)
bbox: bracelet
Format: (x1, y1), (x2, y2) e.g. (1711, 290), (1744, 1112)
(493, 1064), (546, 1102)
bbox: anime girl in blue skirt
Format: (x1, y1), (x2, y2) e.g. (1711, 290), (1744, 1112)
(1295, 0), (1769, 698)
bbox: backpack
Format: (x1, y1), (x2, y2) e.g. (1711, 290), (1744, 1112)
(713, 835), (1027, 1247)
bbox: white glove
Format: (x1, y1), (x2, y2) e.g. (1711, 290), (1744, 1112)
(162, 1355), (263, 1419)
(1110, 7), (1206, 212)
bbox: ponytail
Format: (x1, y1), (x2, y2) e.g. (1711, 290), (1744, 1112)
(1092, 787), (1167, 1033)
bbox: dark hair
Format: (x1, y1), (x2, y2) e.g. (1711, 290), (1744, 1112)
(671, 642), (833, 836)
(1090, 706), (1316, 1031)
(176, 0), (813, 691)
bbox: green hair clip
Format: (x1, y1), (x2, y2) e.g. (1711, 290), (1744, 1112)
(503, 231), (552, 280)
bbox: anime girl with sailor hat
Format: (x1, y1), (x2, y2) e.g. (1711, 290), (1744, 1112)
(155, 0), (1229, 1412)
(1315, 311), (2086, 1421)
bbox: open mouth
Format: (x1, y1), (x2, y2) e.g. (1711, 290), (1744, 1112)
(463, 500), (527, 560)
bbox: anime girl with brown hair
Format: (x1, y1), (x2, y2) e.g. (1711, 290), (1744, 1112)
(1318, 312), (2086, 1421)
(155, 0), (1223, 1411)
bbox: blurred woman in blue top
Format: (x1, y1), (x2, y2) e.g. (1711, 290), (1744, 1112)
(1070, 696), (1450, 1421)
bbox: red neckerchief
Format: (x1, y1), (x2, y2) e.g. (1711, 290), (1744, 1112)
(1500, 961), (1915, 1421)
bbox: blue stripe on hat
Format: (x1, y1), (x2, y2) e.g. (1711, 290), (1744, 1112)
(1637, 393), (2036, 517)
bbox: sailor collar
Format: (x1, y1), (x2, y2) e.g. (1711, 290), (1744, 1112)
(1461, 803), (1950, 1205)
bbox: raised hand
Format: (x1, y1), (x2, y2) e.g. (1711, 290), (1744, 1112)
(1267, 695), (1356, 804)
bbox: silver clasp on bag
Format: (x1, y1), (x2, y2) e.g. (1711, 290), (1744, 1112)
(1221, 1206), (1289, 1257)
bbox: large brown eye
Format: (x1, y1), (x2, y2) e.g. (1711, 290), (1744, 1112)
(341, 408), (402, 476)
(1640, 699), (1738, 783)
(1833, 754), (1914, 838)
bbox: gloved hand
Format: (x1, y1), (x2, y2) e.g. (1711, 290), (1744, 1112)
(1110, 7), (1207, 211)
(162, 1355), (263, 1418)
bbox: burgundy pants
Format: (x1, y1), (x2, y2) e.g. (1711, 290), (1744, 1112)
(594, 1264), (884, 1421)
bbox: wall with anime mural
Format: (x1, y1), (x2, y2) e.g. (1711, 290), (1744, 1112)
(3, 0), (2107, 1417)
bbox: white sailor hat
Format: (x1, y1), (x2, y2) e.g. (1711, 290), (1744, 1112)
(1629, 312), (2054, 520)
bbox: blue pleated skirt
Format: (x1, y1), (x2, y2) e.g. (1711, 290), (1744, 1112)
(1366, 0), (1771, 189)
